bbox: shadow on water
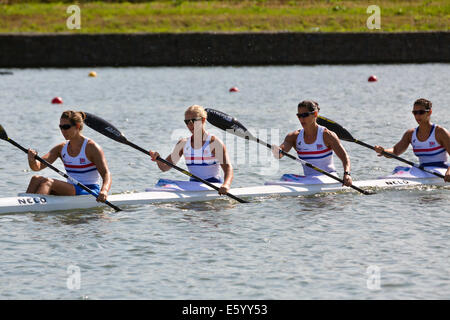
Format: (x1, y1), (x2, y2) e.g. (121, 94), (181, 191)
(29, 207), (115, 225)
(151, 199), (241, 229)
(152, 197), (239, 213)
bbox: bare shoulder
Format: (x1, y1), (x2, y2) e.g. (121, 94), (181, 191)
(322, 128), (340, 146)
(435, 125), (449, 135)
(176, 137), (188, 147)
(52, 142), (66, 155)
(323, 128), (338, 140)
(173, 137), (188, 156)
(285, 130), (300, 143)
(85, 139), (104, 158)
(86, 138), (102, 150)
(403, 128), (415, 140)
(210, 135), (224, 145)
(435, 125), (450, 140)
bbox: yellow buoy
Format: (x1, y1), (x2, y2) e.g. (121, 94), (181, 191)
(89, 71), (97, 77)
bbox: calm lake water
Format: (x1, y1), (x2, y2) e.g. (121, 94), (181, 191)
(0, 64), (449, 299)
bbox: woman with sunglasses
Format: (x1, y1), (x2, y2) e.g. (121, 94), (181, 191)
(374, 98), (450, 182)
(26, 110), (112, 202)
(272, 100), (353, 186)
(149, 105), (233, 195)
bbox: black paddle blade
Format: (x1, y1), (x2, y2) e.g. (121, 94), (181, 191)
(84, 113), (128, 145)
(0, 125), (8, 140)
(317, 116), (356, 143)
(205, 108), (254, 140)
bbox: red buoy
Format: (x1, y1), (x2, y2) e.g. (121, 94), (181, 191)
(229, 87), (239, 92)
(51, 97), (63, 104)
(368, 75), (378, 82)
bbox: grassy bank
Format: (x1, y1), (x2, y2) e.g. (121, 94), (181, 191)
(0, 0), (448, 33)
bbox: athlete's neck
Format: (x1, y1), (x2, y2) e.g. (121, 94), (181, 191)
(303, 122), (319, 137)
(68, 134), (85, 147)
(191, 130), (208, 148)
(418, 121), (432, 132)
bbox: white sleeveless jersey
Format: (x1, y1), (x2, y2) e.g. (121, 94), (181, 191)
(183, 134), (222, 182)
(411, 124), (448, 166)
(61, 138), (101, 185)
(295, 126), (336, 176)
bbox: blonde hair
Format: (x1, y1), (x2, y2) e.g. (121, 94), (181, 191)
(185, 105), (207, 119)
(61, 110), (86, 130)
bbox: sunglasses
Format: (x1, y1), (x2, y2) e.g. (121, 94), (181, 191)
(412, 110), (430, 115)
(59, 124), (73, 130)
(296, 111), (316, 118)
(184, 117), (203, 125)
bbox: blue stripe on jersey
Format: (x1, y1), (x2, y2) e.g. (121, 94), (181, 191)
(187, 163), (218, 166)
(65, 167), (99, 174)
(189, 176), (223, 183)
(298, 152), (333, 160)
(419, 161), (449, 168)
(414, 149), (446, 157)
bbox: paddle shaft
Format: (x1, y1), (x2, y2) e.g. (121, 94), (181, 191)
(248, 136), (372, 195)
(6, 137), (122, 211)
(353, 140), (445, 179)
(123, 140), (249, 203)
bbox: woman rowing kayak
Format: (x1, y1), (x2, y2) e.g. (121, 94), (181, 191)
(149, 105), (234, 195)
(272, 100), (353, 186)
(26, 111), (112, 202)
(374, 98), (450, 182)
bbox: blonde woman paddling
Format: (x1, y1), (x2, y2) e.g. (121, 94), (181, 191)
(149, 105), (234, 195)
(26, 110), (112, 202)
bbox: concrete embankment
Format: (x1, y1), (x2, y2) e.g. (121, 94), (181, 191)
(0, 32), (448, 67)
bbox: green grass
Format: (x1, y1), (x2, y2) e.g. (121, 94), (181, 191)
(0, 1), (448, 33)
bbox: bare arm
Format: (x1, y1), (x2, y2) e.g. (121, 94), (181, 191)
(27, 143), (63, 171)
(323, 129), (353, 187)
(86, 140), (111, 202)
(272, 131), (298, 159)
(435, 126), (450, 156)
(374, 129), (413, 157)
(149, 138), (186, 172)
(211, 136), (233, 194)
(435, 126), (450, 182)
(324, 129), (351, 173)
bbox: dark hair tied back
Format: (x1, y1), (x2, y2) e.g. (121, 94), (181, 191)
(414, 98), (432, 110)
(298, 100), (320, 112)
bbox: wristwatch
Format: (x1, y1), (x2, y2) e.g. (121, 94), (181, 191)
(344, 171), (351, 176)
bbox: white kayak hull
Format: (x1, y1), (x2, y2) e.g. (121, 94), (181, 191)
(0, 175), (447, 214)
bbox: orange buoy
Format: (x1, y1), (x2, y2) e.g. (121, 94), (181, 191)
(229, 87), (239, 92)
(89, 71), (97, 77)
(368, 75), (378, 82)
(51, 97), (63, 104)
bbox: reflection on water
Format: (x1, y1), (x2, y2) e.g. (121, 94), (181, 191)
(417, 194), (448, 204)
(296, 192), (353, 212)
(174, 199), (237, 212)
(30, 207), (113, 225)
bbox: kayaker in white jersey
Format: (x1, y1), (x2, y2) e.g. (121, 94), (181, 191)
(374, 98), (450, 182)
(149, 105), (234, 195)
(26, 110), (112, 202)
(272, 100), (353, 186)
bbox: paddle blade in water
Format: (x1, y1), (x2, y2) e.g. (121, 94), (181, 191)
(84, 113), (128, 144)
(205, 108), (254, 140)
(317, 116), (356, 143)
(0, 125), (8, 140)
